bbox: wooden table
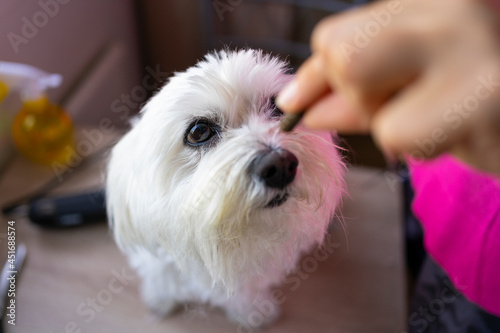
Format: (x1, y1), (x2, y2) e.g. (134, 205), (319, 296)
(0, 129), (407, 333)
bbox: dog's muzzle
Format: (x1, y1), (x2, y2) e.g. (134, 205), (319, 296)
(251, 148), (298, 189)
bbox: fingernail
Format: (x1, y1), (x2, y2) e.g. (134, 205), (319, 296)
(276, 80), (298, 111)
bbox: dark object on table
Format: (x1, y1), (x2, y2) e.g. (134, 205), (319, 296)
(28, 190), (106, 227)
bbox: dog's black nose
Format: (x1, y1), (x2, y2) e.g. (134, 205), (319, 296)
(252, 149), (298, 189)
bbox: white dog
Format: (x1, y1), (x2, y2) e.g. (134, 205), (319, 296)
(106, 49), (344, 328)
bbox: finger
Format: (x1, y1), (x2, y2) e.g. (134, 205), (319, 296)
(302, 91), (370, 133)
(371, 69), (476, 160)
(276, 55), (330, 114)
(449, 109), (500, 175)
(311, 4), (425, 112)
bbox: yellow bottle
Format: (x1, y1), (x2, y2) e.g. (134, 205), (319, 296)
(0, 81), (7, 103)
(0, 62), (74, 165)
(12, 96), (73, 165)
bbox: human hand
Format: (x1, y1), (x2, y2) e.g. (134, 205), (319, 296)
(276, 0), (500, 174)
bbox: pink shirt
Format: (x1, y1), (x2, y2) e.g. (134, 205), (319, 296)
(409, 154), (500, 317)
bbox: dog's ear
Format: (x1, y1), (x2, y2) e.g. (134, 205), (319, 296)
(106, 163), (136, 250)
(106, 134), (147, 251)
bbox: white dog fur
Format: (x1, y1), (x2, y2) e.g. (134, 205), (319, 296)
(106, 49), (344, 328)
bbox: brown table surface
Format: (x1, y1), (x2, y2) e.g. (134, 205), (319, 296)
(0, 129), (407, 333)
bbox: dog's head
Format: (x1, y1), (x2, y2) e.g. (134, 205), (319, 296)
(107, 49), (344, 288)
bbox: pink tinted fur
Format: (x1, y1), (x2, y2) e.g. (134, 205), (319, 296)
(409, 153), (500, 317)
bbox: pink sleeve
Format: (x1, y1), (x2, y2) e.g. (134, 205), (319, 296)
(409, 154), (500, 317)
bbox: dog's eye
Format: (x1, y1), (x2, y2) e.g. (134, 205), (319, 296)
(186, 121), (215, 146)
(269, 97), (284, 119)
